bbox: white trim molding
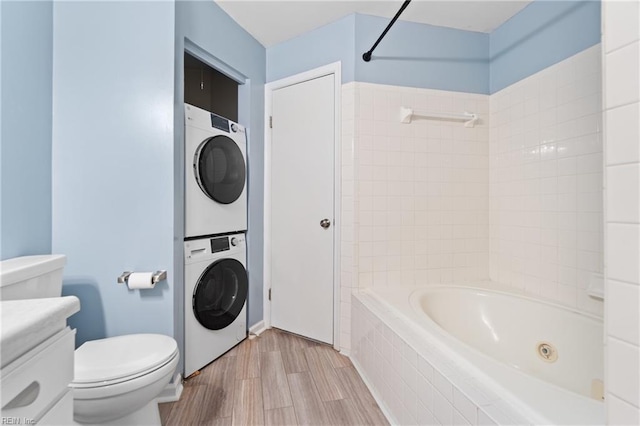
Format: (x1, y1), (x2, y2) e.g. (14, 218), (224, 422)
(249, 320), (267, 337)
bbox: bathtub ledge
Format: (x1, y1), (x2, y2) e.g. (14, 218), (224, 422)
(351, 288), (604, 425)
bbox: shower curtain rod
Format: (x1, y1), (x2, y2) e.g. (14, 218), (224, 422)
(362, 0), (412, 62)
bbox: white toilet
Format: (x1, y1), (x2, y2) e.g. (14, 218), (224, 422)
(0, 255), (179, 425)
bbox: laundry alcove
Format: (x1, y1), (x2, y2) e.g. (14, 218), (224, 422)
(184, 52), (238, 121)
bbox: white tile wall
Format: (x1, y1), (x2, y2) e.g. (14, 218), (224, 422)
(603, 0), (640, 421)
(608, 394), (640, 426)
(339, 82), (490, 350)
(607, 338), (640, 405)
(606, 279), (640, 345)
(489, 45), (604, 316)
(352, 82), (490, 288)
(604, 0), (640, 53)
(606, 103), (640, 164)
(606, 223), (640, 283)
(340, 82), (357, 353)
(342, 42), (639, 426)
(605, 42), (640, 108)
(606, 164), (640, 223)
(340, 53), (605, 348)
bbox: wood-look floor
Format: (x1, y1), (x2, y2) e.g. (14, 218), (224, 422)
(159, 328), (388, 426)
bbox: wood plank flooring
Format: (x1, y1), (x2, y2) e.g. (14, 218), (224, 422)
(159, 328), (388, 426)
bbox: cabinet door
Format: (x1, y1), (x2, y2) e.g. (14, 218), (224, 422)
(37, 391), (73, 425)
(0, 329), (74, 422)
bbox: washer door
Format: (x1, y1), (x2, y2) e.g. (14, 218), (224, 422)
(194, 135), (246, 204)
(193, 258), (248, 330)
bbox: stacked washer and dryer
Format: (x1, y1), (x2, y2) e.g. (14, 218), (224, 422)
(183, 104), (248, 377)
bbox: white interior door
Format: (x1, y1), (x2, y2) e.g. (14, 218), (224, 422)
(270, 74), (335, 344)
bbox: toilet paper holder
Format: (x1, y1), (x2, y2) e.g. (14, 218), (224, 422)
(117, 270), (167, 284)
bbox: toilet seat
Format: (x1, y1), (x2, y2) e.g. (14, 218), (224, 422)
(70, 334), (178, 389)
(70, 335), (180, 425)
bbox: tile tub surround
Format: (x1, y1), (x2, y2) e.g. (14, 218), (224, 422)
(340, 54), (604, 351)
(350, 289), (604, 426)
(489, 45), (604, 316)
(339, 82), (490, 353)
(340, 55), (604, 351)
(340, 83), (356, 353)
(602, 0), (640, 422)
(353, 83), (491, 288)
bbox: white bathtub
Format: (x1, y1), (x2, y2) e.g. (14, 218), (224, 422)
(352, 284), (605, 425)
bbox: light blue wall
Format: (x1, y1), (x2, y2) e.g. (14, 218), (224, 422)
(1, 0), (53, 260)
(355, 14), (490, 94)
(176, 0), (266, 327)
(52, 1), (175, 347)
(490, 0), (601, 93)
(3, 0), (601, 364)
(267, 1), (600, 95)
(267, 15), (355, 83)
(267, 13), (489, 94)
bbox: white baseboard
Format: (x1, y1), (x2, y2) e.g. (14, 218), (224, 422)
(249, 320), (267, 337)
(156, 373), (183, 403)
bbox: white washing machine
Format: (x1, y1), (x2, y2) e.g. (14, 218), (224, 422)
(185, 104), (247, 238)
(184, 233), (247, 377)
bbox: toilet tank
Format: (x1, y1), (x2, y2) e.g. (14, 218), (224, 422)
(0, 255), (66, 300)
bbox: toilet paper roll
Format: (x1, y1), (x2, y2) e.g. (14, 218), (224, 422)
(127, 272), (156, 290)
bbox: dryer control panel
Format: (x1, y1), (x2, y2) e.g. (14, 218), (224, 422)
(185, 103), (245, 135)
(210, 113), (231, 132)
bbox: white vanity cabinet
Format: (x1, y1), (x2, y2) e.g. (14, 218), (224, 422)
(1, 296), (80, 425)
(1, 328), (75, 425)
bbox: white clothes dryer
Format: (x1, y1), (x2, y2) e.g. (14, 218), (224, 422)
(185, 104), (247, 238)
(184, 233), (247, 377)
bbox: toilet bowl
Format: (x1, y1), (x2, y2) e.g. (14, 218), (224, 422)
(0, 255), (180, 425)
(70, 334), (179, 424)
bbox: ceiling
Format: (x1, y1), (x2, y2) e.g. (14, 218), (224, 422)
(215, 1), (533, 47)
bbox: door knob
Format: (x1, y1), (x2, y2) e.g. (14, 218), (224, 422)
(320, 219), (331, 229)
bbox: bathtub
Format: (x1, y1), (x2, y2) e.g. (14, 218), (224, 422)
(351, 284), (605, 425)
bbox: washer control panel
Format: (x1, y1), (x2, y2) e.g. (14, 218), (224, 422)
(210, 236), (230, 253)
(185, 233), (245, 261)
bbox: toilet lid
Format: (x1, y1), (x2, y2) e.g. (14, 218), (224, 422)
(73, 334), (178, 384)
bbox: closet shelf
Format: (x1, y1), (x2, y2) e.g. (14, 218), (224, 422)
(400, 106), (478, 128)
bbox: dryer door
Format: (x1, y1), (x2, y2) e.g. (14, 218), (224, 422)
(193, 258), (248, 330)
(194, 135), (246, 204)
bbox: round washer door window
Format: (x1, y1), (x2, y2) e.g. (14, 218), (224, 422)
(193, 258), (248, 330)
(194, 135), (246, 204)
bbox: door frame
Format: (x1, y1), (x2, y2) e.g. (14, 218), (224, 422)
(263, 62), (342, 350)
